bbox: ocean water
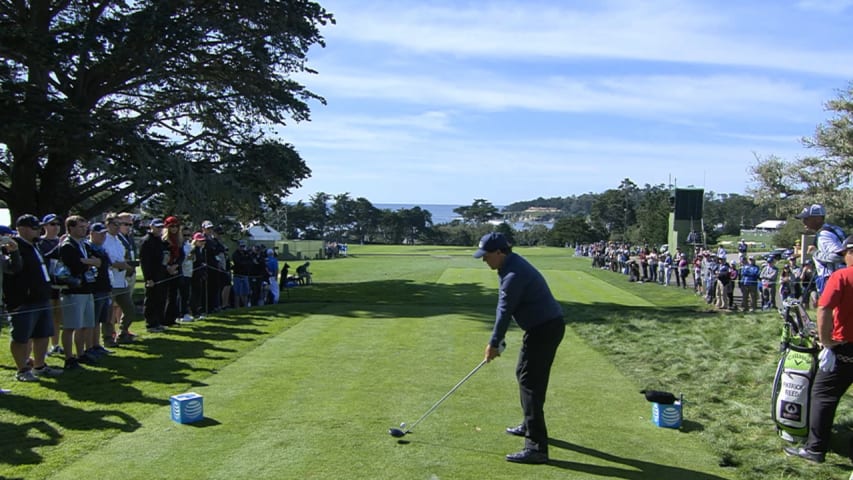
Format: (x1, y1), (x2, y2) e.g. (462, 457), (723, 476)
(374, 204), (463, 224)
(374, 203), (548, 229)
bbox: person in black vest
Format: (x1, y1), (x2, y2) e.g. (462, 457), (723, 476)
(139, 219), (168, 332)
(4, 215), (64, 381)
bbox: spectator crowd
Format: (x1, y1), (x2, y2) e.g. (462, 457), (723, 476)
(1, 212), (314, 392)
(573, 203), (847, 315)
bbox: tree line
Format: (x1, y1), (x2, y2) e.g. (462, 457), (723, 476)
(268, 187), (777, 248)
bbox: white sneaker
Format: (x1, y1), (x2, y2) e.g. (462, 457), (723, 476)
(181, 314), (194, 323)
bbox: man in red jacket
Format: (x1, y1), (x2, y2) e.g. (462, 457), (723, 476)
(785, 234), (853, 463)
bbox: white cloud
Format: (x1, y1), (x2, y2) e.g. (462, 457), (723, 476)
(280, 0), (850, 205)
(320, 0), (853, 77)
(796, 0), (853, 13)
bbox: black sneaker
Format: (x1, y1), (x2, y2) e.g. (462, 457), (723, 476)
(783, 446), (825, 464)
(506, 449), (548, 464)
(78, 352), (99, 365)
(506, 424), (527, 436)
(64, 357), (83, 370)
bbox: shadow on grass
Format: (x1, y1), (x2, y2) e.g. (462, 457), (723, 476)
(184, 417), (222, 428)
(0, 395), (140, 433)
(548, 438), (729, 479)
(0, 419), (61, 465)
(286, 278), (706, 325)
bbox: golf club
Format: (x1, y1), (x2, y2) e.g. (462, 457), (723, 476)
(389, 340), (505, 438)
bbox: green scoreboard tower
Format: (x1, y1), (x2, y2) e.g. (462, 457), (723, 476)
(668, 188), (704, 253)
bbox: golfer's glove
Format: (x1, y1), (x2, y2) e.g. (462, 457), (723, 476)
(819, 348), (836, 373)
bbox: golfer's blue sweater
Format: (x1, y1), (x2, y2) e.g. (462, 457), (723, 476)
(490, 253), (563, 348)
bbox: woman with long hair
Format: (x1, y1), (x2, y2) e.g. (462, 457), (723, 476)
(161, 216), (185, 326)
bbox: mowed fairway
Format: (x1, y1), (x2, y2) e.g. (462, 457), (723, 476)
(5, 246), (734, 479)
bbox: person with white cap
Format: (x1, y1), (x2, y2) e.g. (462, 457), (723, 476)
(796, 203), (846, 296)
(474, 232), (564, 464)
(785, 234), (853, 464)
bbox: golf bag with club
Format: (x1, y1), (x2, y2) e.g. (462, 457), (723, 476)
(770, 297), (820, 442)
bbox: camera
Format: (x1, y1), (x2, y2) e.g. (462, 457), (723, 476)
(0, 236), (12, 246)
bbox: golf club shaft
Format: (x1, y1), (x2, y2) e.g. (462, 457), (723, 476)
(406, 359), (488, 433)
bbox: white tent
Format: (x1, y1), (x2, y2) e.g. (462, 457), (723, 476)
(246, 224), (282, 242)
(755, 220), (786, 230)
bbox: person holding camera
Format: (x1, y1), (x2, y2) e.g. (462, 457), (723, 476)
(58, 215), (101, 370)
(1, 225), (23, 391)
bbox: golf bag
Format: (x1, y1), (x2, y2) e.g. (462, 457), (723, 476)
(771, 298), (820, 442)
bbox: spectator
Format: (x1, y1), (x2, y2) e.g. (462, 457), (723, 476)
(737, 239), (748, 256)
(677, 253), (689, 289)
(648, 250), (658, 284)
(230, 240), (252, 308)
(740, 256), (760, 312)
(704, 252), (718, 305)
(779, 265), (793, 303)
(760, 258), (779, 310)
(4, 214), (64, 381)
(103, 214), (136, 344)
(279, 262), (292, 290)
(178, 226), (195, 322)
(297, 261), (312, 285)
(140, 219), (168, 333)
(714, 257), (731, 310)
(1, 224), (23, 391)
(86, 222), (114, 357)
(38, 213), (64, 356)
(201, 221), (227, 312)
(113, 212), (139, 340)
(189, 232), (211, 316)
(692, 254), (703, 294)
(161, 216), (185, 326)
(727, 260), (739, 308)
(249, 244), (265, 306)
(59, 215), (100, 369)
(266, 249), (280, 304)
(796, 203), (845, 296)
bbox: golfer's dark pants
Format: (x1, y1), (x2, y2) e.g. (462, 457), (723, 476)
(517, 317), (565, 454)
(806, 346), (853, 452)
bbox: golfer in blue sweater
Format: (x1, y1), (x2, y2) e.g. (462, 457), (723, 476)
(475, 232), (564, 464)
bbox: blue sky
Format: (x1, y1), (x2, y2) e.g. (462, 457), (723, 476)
(279, 0), (853, 206)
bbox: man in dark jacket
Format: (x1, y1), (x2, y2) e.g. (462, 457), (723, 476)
(475, 232), (564, 465)
(3, 214), (64, 381)
(139, 219), (168, 332)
